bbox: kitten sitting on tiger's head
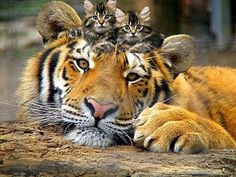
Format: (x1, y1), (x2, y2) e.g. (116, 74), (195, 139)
(67, 0), (165, 54)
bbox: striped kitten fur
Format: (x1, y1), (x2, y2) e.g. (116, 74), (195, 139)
(69, 0), (117, 53)
(115, 7), (164, 53)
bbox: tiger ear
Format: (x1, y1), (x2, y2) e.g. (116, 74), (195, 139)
(139, 6), (150, 22)
(84, 0), (95, 15)
(160, 34), (196, 73)
(106, 0), (116, 11)
(115, 8), (126, 23)
(37, 1), (82, 46)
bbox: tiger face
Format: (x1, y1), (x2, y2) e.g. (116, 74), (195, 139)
(18, 33), (194, 147)
(61, 47), (150, 147)
(24, 35), (174, 147)
(18, 1), (195, 148)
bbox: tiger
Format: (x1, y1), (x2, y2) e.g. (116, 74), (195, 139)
(17, 1), (236, 153)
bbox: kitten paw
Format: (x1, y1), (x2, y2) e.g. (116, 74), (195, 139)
(130, 44), (153, 53)
(67, 28), (82, 39)
(92, 42), (115, 54)
(117, 44), (129, 52)
(57, 28), (82, 40)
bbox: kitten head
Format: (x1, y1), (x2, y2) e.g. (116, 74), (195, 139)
(115, 7), (152, 44)
(84, 0), (117, 34)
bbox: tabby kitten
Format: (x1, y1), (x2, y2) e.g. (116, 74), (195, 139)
(81, 0), (117, 53)
(115, 7), (164, 53)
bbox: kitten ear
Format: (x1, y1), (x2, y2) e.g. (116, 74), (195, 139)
(139, 6), (150, 22)
(84, 0), (95, 14)
(115, 8), (126, 22)
(106, 0), (116, 11)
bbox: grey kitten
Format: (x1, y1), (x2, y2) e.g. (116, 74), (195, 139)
(68, 0), (117, 53)
(115, 7), (164, 53)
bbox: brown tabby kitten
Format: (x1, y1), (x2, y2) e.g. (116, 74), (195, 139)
(115, 7), (164, 53)
(68, 0), (117, 53)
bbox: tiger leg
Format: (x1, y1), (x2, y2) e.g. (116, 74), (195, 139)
(133, 103), (236, 154)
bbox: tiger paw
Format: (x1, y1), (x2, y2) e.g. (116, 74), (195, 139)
(133, 103), (227, 154)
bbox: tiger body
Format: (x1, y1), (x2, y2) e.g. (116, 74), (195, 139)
(18, 34), (236, 152)
(171, 67), (236, 141)
(17, 1), (236, 153)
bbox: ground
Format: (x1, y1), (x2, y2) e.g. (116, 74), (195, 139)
(0, 120), (235, 177)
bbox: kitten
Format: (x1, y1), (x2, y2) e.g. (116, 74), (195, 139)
(115, 7), (165, 53)
(69, 0), (117, 53)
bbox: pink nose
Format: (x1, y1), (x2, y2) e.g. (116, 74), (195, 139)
(86, 98), (117, 119)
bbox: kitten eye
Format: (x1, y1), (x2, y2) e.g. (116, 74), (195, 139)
(136, 24), (143, 31)
(105, 15), (111, 20)
(124, 25), (130, 31)
(92, 16), (98, 20)
(126, 72), (141, 82)
(75, 58), (89, 71)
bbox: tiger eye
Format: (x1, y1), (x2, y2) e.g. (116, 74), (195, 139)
(76, 59), (89, 70)
(126, 72), (141, 82)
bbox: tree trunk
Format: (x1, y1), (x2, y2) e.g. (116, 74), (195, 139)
(0, 120), (235, 177)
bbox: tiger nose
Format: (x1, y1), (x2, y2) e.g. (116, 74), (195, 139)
(84, 98), (117, 119)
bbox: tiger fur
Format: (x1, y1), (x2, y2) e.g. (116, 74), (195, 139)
(17, 1), (236, 153)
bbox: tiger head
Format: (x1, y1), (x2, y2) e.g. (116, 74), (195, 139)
(17, 1), (196, 147)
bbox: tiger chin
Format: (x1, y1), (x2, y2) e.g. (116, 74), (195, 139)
(17, 1), (236, 153)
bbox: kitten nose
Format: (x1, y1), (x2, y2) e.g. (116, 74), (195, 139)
(131, 29), (136, 36)
(99, 19), (104, 25)
(84, 98), (117, 119)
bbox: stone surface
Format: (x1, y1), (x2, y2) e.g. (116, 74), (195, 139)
(0, 120), (235, 177)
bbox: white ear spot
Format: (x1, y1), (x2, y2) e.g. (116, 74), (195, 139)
(84, 0), (94, 14)
(106, 0), (116, 11)
(115, 8), (126, 22)
(139, 6), (150, 21)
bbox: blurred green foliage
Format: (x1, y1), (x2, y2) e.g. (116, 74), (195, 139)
(0, 0), (56, 21)
(0, 0), (47, 20)
(0, 0), (104, 21)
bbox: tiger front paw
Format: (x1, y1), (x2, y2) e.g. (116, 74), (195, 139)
(133, 103), (229, 154)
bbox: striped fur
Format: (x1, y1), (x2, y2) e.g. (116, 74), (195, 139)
(17, 34), (236, 151)
(17, 33), (174, 147)
(83, 0), (117, 47)
(115, 8), (164, 53)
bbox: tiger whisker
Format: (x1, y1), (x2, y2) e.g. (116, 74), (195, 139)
(64, 123), (74, 135)
(60, 121), (68, 129)
(116, 133), (129, 145)
(120, 129), (134, 146)
(0, 101), (28, 109)
(161, 89), (186, 104)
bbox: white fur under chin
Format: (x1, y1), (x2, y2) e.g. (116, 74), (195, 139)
(65, 127), (114, 147)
